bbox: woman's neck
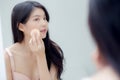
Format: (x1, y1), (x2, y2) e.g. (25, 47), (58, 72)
(19, 38), (33, 56)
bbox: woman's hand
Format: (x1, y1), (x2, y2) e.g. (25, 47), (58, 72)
(29, 29), (52, 80)
(29, 29), (45, 55)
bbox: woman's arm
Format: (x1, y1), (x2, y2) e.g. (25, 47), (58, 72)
(36, 53), (52, 80)
(36, 54), (58, 80)
(4, 52), (13, 80)
(29, 29), (58, 80)
(50, 64), (58, 80)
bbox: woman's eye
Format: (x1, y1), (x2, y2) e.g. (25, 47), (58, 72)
(34, 18), (40, 21)
(43, 17), (46, 20)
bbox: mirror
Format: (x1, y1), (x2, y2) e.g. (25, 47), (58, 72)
(0, 0), (95, 80)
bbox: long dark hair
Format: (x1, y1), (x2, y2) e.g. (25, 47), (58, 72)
(11, 1), (64, 79)
(89, 0), (120, 75)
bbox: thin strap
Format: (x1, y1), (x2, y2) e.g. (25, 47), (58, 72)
(5, 48), (15, 71)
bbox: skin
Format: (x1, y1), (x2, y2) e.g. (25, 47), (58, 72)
(89, 48), (120, 80)
(5, 8), (57, 80)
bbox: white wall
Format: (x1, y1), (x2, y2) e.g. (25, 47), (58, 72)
(0, 15), (6, 80)
(0, 0), (96, 80)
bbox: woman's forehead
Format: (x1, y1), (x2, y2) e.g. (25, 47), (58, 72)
(30, 8), (45, 17)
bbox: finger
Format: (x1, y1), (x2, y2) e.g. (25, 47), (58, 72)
(37, 32), (44, 49)
(41, 40), (45, 48)
(31, 29), (40, 46)
(29, 39), (33, 49)
(36, 30), (41, 46)
(32, 38), (37, 47)
(32, 32), (38, 47)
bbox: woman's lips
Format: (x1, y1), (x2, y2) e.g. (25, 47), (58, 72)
(40, 29), (47, 33)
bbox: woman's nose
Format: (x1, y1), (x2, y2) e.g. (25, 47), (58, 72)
(41, 19), (47, 26)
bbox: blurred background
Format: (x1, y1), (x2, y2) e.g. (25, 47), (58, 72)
(0, 0), (96, 80)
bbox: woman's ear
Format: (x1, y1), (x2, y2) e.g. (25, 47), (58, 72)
(92, 47), (107, 70)
(18, 23), (24, 32)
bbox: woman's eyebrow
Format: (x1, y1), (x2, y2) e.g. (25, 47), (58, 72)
(32, 14), (46, 18)
(32, 15), (41, 17)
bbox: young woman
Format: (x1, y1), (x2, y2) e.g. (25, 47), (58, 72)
(82, 0), (120, 80)
(4, 1), (64, 80)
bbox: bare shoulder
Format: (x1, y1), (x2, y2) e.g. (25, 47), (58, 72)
(4, 43), (20, 67)
(6, 43), (22, 56)
(4, 48), (13, 80)
(8, 42), (20, 50)
(4, 43), (22, 80)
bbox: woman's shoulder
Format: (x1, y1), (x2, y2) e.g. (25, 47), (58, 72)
(5, 43), (21, 55)
(4, 43), (19, 64)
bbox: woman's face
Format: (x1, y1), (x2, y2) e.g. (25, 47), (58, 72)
(21, 8), (48, 39)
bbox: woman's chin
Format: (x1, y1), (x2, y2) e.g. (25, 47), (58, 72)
(42, 35), (46, 39)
